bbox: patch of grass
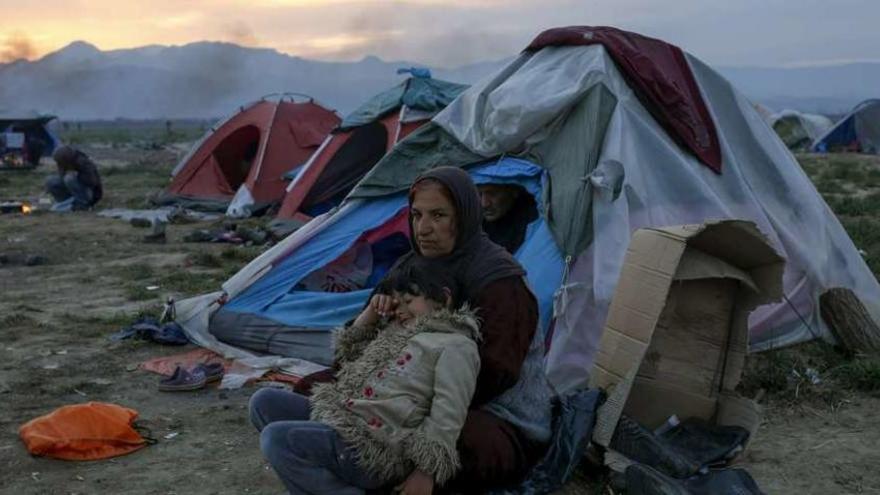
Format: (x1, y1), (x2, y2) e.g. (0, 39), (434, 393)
(865, 168), (880, 188)
(833, 192), (880, 216)
(841, 217), (880, 248)
(158, 270), (225, 295)
(0, 312), (38, 328)
(59, 121), (207, 146)
(832, 357), (880, 394)
(125, 284), (160, 302)
(740, 341), (851, 405)
(62, 304), (164, 330)
(815, 179), (846, 194)
(823, 157), (869, 183)
(187, 252), (223, 268)
(115, 262), (155, 280)
(220, 247), (254, 262)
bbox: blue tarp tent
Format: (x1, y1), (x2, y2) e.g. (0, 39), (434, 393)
(812, 99), (880, 154)
(209, 159), (564, 365)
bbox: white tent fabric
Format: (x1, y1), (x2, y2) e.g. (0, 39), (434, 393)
(433, 45), (880, 392)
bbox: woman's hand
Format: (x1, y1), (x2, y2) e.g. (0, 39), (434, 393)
(395, 469), (434, 495)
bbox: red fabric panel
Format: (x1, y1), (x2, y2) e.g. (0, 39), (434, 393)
(140, 348), (230, 376)
(526, 26), (722, 173)
(363, 207), (409, 244)
(247, 101), (340, 205)
(379, 113), (401, 149)
(276, 131), (351, 219)
(396, 119), (427, 143)
(172, 155), (236, 198)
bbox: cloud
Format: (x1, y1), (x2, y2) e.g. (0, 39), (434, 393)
(4, 0), (880, 68)
(1, 31), (37, 62)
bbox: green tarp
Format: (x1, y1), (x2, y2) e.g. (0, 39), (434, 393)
(340, 77), (468, 130)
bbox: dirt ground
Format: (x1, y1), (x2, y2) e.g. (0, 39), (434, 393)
(1, 142), (879, 494)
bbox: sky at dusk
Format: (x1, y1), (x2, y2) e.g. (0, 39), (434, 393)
(1, 0), (877, 68)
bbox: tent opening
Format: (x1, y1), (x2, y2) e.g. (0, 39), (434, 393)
(212, 125), (261, 190)
(300, 122), (389, 216)
(296, 209), (411, 294)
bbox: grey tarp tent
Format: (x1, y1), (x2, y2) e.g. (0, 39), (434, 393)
(348, 32), (880, 390)
(174, 27), (880, 394)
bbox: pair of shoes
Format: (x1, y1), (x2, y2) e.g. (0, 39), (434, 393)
(158, 363), (224, 392)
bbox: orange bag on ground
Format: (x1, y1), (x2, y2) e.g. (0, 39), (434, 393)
(19, 402), (147, 460)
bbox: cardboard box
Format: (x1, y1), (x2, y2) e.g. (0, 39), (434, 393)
(591, 220), (784, 447)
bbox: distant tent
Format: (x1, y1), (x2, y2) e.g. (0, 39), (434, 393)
(770, 110), (833, 151)
(272, 76), (467, 232)
(812, 99), (880, 154)
(174, 26), (880, 395)
(0, 114), (60, 168)
(155, 96), (339, 215)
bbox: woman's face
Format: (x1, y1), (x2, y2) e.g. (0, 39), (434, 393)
(411, 182), (457, 258)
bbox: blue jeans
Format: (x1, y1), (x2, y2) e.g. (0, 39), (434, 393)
(46, 172), (94, 210)
(249, 388), (385, 495)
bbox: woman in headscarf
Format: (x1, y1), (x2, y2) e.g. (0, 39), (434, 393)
(250, 167), (551, 494)
(377, 167), (552, 494)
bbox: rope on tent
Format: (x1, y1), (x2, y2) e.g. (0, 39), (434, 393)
(783, 293), (821, 340)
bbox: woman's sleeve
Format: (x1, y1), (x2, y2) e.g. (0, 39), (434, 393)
(471, 276), (538, 407)
(402, 338), (480, 484)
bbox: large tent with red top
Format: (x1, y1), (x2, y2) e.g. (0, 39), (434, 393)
(154, 95), (339, 216)
(271, 74), (467, 233)
(174, 26), (880, 395)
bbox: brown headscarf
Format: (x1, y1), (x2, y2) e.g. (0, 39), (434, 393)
(390, 166), (525, 304)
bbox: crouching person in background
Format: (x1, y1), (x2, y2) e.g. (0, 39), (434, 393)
(249, 263), (480, 495)
(45, 145), (103, 211)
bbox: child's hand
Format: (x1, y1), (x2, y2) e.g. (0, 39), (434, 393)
(353, 294), (397, 327)
(370, 294), (398, 318)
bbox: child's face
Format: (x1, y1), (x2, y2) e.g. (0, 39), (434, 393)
(393, 290), (443, 325)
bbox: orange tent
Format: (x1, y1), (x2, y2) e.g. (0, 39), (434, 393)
(156, 95), (339, 216)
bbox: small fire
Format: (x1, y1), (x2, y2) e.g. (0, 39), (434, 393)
(21, 203), (32, 214)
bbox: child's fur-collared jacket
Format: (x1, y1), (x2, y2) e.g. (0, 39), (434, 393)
(309, 307), (480, 485)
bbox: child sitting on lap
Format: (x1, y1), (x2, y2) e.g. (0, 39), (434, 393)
(250, 263), (480, 494)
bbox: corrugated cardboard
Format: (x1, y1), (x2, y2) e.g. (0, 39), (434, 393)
(591, 220), (784, 447)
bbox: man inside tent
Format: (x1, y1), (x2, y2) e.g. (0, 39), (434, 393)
(45, 145), (103, 211)
(479, 183), (538, 254)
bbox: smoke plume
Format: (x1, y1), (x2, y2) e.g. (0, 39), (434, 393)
(1, 32), (37, 62)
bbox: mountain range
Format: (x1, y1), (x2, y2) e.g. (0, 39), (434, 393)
(1, 40), (877, 120)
